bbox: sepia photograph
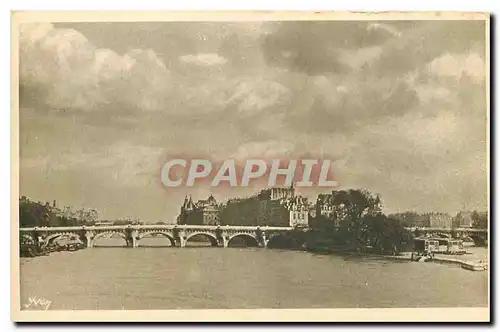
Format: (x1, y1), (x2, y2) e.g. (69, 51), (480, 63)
(11, 11), (490, 322)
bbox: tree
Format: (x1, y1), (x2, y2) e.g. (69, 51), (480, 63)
(471, 211), (488, 229)
(19, 197), (53, 227)
(331, 189), (382, 248)
(306, 189), (385, 251)
(361, 214), (411, 254)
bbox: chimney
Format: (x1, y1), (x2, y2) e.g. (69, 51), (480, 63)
(53, 200), (56, 208)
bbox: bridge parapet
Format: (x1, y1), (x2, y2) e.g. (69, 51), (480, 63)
(406, 227), (487, 234)
(406, 227), (488, 246)
(19, 224), (293, 249)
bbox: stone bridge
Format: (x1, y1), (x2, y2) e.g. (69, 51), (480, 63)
(407, 227), (488, 246)
(19, 225), (293, 249)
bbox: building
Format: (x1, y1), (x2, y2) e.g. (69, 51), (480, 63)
(283, 196), (309, 228)
(177, 195), (220, 226)
(316, 193), (335, 218)
(196, 195), (220, 225)
(177, 187), (309, 228)
(453, 211), (474, 228)
(315, 192), (350, 228)
(388, 212), (429, 227)
(218, 186), (309, 227)
(95, 221), (115, 226)
(428, 212), (453, 228)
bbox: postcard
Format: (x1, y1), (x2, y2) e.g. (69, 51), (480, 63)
(11, 11), (490, 322)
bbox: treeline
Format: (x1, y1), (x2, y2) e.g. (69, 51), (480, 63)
(270, 189), (412, 255)
(19, 196), (99, 228)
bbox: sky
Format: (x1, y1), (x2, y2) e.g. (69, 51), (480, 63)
(18, 19), (488, 222)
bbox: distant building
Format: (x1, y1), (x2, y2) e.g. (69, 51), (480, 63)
(95, 221), (115, 226)
(308, 205), (317, 219)
(315, 193), (350, 228)
(389, 212), (452, 228)
(196, 195), (220, 225)
(177, 194), (220, 226)
(283, 196), (309, 228)
(428, 212), (452, 228)
(388, 212), (429, 227)
(453, 211), (474, 228)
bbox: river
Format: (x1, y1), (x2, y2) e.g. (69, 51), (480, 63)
(19, 239), (488, 310)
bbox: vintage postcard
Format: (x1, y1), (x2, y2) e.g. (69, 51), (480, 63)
(11, 11), (490, 322)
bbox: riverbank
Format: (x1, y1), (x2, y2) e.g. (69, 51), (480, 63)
(20, 240), (85, 257)
(332, 250), (488, 272)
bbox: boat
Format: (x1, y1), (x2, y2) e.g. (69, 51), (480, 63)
(461, 262), (487, 271)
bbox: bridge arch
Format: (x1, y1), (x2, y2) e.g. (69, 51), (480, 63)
(185, 232), (219, 247)
(92, 231), (128, 246)
(138, 231), (176, 247)
(45, 233), (81, 247)
(227, 233), (259, 247)
(468, 234), (488, 247)
(265, 232), (299, 249)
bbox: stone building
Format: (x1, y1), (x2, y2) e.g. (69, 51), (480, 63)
(315, 193), (349, 228)
(177, 194), (220, 226)
(453, 211), (474, 228)
(283, 195), (309, 228)
(428, 212), (453, 228)
(196, 195), (220, 225)
(219, 186), (309, 227)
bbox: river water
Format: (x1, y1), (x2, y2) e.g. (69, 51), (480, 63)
(19, 238), (488, 310)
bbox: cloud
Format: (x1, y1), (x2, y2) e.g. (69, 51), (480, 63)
(230, 140), (295, 160)
(372, 20), (486, 76)
(261, 21), (400, 74)
(367, 23), (402, 37)
(20, 23), (171, 112)
(337, 46), (383, 70)
(226, 78), (290, 116)
(281, 73), (419, 134)
(179, 53), (227, 66)
(426, 52), (485, 82)
(21, 140), (166, 188)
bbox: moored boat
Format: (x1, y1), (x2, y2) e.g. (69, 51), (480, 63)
(461, 262), (487, 271)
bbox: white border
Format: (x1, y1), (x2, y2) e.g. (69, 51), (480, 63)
(4, 1), (497, 330)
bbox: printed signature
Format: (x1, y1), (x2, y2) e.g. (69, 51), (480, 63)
(23, 295), (52, 310)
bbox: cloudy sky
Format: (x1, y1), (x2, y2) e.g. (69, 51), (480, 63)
(18, 19), (488, 221)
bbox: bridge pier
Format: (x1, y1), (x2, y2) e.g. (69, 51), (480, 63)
(31, 230), (40, 249)
(261, 237), (269, 248)
(259, 232), (268, 248)
(84, 230), (94, 248)
(76, 228), (93, 248)
(125, 228), (139, 248)
(222, 235), (229, 248)
(177, 230), (187, 248)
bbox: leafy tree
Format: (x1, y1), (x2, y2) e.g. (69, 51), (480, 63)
(361, 214), (411, 254)
(19, 197), (53, 227)
(306, 189), (411, 254)
(471, 211), (488, 229)
(331, 189), (382, 248)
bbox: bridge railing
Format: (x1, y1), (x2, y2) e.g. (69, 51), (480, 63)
(405, 227), (487, 233)
(19, 224), (294, 232)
